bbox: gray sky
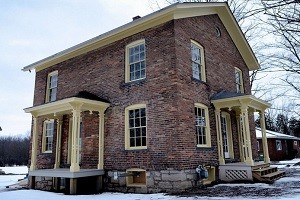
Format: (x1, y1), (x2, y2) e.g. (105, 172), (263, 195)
(0, 0), (156, 137)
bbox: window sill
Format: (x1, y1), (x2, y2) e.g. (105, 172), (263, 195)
(125, 147), (147, 151)
(196, 145), (212, 149)
(121, 78), (146, 88)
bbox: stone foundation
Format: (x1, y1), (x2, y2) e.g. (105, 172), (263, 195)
(35, 176), (53, 191)
(105, 168), (200, 193)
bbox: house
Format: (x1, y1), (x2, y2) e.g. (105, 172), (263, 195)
(256, 128), (300, 161)
(22, 2), (284, 195)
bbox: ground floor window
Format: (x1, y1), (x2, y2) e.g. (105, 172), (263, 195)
(125, 104), (147, 150)
(276, 140), (282, 151)
(195, 103), (211, 147)
(43, 120), (54, 153)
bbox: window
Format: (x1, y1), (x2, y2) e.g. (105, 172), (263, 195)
(276, 140), (282, 151)
(191, 40), (206, 82)
(46, 71), (58, 102)
(235, 68), (244, 93)
(195, 103), (211, 147)
(43, 120), (54, 153)
(125, 104), (147, 150)
(126, 168), (146, 187)
(125, 39), (146, 82)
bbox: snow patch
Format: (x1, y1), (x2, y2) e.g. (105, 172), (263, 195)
(0, 166), (28, 175)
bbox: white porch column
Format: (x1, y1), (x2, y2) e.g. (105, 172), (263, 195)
(260, 111), (270, 163)
(98, 111), (105, 170)
(70, 103), (82, 172)
(236, 112), (245, 162)
(54, 118), (63, 169)
(240, 106), (254, 166)
(215, 108), (225, 165)
(30, 116), (38, 171)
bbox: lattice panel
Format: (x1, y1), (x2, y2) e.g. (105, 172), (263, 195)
(225, 169), (248, 180)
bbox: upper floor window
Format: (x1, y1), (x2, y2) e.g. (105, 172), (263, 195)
(235, 68), (244, 93)
(125, 39), (146, 82)
(43, 120), (54, 153)
(195, 103), (211, 147)
(125, 104), (147, 150)
(191, 40), (206, 82)
(46, 71), (58, 102)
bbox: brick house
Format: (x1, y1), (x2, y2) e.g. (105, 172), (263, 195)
(256, 128), (300, 161)
(23, 2), (281, 194)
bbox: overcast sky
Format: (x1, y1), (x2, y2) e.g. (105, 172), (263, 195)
(0, 0), (161, 137)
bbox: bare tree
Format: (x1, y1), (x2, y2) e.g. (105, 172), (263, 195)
(259, 0), (300, 115)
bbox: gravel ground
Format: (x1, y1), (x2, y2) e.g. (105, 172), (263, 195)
(170, 166), (300, 199)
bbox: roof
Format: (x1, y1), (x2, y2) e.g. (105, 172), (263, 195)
(22, 2), (259, 72)
(211, 90), (246, 100)
(256, 128), (300, 140)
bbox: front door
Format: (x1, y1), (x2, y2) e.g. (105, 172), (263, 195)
(221, 113), (232, 159)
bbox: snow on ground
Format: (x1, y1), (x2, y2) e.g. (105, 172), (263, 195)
(1, 160), (300, 200)
(0, 175), (26, 190)
(0, 166), (28, 175)
(1, 189), (300, 200)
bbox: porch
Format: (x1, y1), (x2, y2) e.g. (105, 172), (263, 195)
(219, 162), (285, 183)
(211, 91), (286, 182)
(24, 94), (110, 194)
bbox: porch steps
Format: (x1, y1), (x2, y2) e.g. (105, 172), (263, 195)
(252, 163), (285, 183)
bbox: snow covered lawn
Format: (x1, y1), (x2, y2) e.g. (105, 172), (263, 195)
(1, 162), (300, 199)
(0, 166), (28, 175)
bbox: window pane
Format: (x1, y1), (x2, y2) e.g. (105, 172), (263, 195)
(135, 109), (140, 117)
(141, 117), (146, 126)
(192, 63), (200, 80)
(129, 47), (134, 55)
(142, 127), (146, 136)
(129, 119), (134, 128)
(139, 44), (145, 51)
(135, 118), (140, 127)
(140, 52), (145, 60)
(141, 61), (145, 69)
(135, 71), (140, 80)
(130, 56), (134, 64)
(142, 137), (146, 146)
(130, 129), (135, 137)
(136, 137), (141, 147)
(130, 138), (135, 147)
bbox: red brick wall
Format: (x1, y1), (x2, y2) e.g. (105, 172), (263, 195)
(32, 14), (257, 171)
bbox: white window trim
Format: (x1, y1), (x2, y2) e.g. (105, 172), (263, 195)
(234, 67), (244, 93)
(45, 70), (58, 103)
(42, 119), (54, 153)
(195, 103), (211, 147)
(191, 40), (206, 82)
(125, 104), (147, 150)
(125, 39), (146, 83)
(276, 140), (282, 151)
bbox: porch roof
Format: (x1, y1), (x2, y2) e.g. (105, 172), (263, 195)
(24, 97), (110, 118)
(211, 91), (271, 112)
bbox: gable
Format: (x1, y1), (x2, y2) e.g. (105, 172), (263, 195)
(22, 2), (258, 72)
